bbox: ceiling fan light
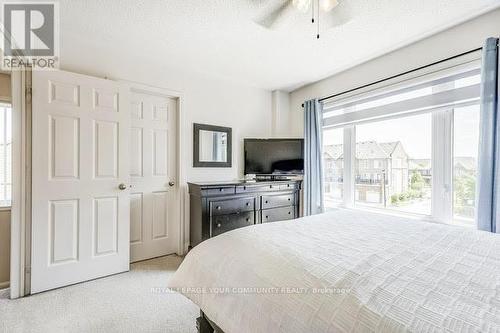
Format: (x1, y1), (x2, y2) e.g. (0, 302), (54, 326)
(320, 0), (339, 12)
(292, 0), (311, 13)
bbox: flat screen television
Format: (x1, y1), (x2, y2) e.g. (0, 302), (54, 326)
(244, 138), (304, 175)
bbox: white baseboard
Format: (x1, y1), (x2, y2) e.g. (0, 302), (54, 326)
(0, 281), (10, 289)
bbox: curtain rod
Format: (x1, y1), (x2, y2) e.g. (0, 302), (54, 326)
(301, 47), (483, 108)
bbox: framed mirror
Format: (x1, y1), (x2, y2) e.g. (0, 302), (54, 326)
(193, 123), (232, 167)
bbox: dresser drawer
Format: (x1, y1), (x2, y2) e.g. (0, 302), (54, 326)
(279, 183), (297, 191)
(235, 183), (279, 193)
(209, 197), (255, 216)
(261, 207), (295, 223)
(202, 186), (235, 196)
(212, 212), (255, 237)
(261, 193), (295, 209)
(235, 184), (266, 193)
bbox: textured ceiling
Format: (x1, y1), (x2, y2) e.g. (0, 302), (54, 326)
(59, 0), (500, 91)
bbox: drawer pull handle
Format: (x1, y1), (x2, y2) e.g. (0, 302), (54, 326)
(288, 212), (291, 215)
(265, 215), (269, 219)
(288, 198), (291, 201)
(265, 200), (268, 204)
(216, 206), (221, 210)
(219, 188), (224, 192)
(217, 223), (221, 228)
(246, 202), (250, 206)
(246, 218), (250, 222)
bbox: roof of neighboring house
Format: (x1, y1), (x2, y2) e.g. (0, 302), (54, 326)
(409, 159), (431, 170)
(356, 141), (392, 159)
(380, 142), (399, 155)
(455, 157), (476, 170)
(407, 157), (476, 171)
(324, 141), (403, 160)
(324, 144), (343, 160)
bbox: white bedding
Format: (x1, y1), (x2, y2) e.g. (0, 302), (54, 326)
(168, 209), (500, 333)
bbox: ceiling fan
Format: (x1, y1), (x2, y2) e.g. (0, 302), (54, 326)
(254, 0), (351, 38)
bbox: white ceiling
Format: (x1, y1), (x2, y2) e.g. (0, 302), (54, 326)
(59, 0), (500, 91)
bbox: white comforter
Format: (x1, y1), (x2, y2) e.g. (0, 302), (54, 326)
(168, 209), (500, 333)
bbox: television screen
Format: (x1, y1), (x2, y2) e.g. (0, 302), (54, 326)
(244, 139), (304, 175)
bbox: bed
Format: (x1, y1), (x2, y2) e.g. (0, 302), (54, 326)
(168, 209), (500, 332)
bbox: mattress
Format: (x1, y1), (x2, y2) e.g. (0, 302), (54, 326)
(168, 209), (500, 332)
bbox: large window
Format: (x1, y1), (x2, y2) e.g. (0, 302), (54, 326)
(0, 103), (11, 207)
(321, 55), (482, 226)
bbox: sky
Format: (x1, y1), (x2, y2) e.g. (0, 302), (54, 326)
(323, 104), (479, 160)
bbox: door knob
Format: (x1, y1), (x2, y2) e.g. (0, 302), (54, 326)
(118, 183), (127, 190)
(168, 181), (175, 187)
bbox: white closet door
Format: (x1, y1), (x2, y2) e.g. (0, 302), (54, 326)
(130, 90), (178, 262)
(31, 70), (130, 293)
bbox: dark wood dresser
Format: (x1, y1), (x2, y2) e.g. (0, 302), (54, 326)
(188, 180), (302, 247)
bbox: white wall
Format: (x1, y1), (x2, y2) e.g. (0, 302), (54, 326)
(271, 90), (292, 137)
(288, 8), (500, 136)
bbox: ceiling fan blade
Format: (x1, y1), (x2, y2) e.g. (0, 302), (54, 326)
(326, 0), (352, 28)
(254, 0), (293, 29)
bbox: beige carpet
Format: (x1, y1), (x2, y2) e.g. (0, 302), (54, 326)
(0, 255), (198, 333)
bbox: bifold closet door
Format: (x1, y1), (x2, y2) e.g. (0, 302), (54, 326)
(31, 70), (130, 293)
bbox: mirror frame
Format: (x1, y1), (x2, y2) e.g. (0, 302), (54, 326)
(193, 123), (232, 168)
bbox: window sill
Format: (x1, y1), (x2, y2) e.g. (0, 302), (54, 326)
(345, 205), (436, 223)
(336, 205), (476, 229)
(323, 202), (478, 228)
(0, 206), (11, 212)
(452, 217), (475, 228)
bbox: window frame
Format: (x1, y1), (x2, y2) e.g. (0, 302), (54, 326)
(321, 53), (482, 225)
